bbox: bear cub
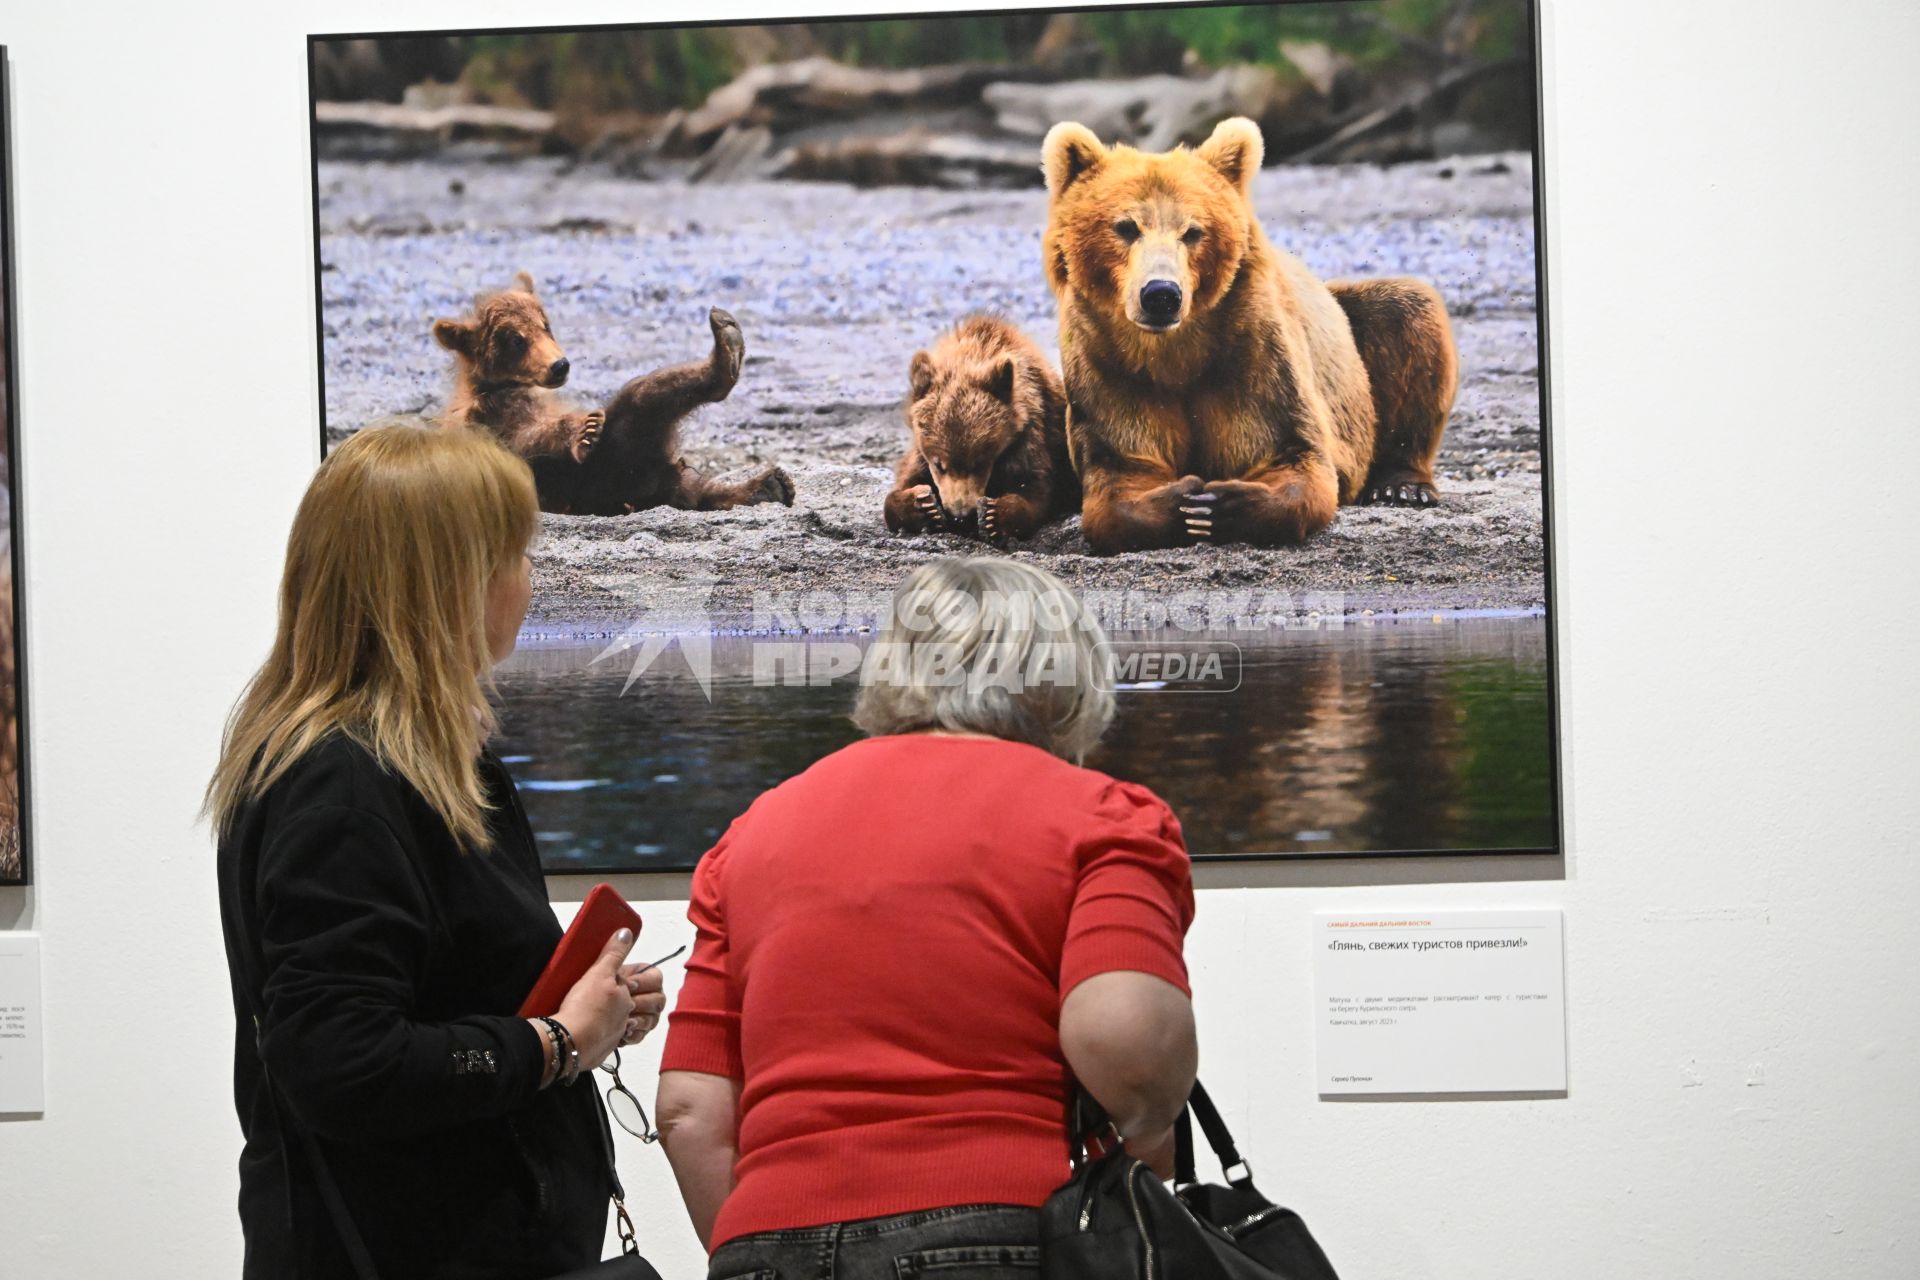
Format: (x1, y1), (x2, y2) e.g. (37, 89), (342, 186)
(432, 272), (794, 517)
(884, 314), (1078, 543)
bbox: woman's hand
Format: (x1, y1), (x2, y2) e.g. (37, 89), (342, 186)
(551, 928), (638, 1074)
(618, 960), (667, 1046)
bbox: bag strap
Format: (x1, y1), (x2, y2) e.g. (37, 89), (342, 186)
(587, 1086), (642, 1257)
(230, 851), (383, 1280)
(499, 752), (640, 1259)
(1072, 1078), (1252, 1191)
(1174, 1080), (1254, 1190)
(266, 1039), (384, 1280)
(1065, 1086), (1123, 1171)
(1175, 1103), (1195, 1185)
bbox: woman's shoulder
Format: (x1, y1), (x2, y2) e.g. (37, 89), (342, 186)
(257, 733), (409, 826)
(952, 740), (1174, 816)
(797, 733), (1173, 815)
(1063, 764), (1181, 831)
(218, 734), (423, 880)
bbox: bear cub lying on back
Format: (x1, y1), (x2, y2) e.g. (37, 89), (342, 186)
(432, 272), (794, 517)
(884, 314), (1078, 543)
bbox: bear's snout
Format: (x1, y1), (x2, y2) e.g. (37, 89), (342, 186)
(1139, 279), (1184, 329)
(544, 357), (571, 387)
(936, 476), (988, 525)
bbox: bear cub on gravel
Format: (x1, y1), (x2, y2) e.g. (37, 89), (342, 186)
(884, 314), (1078, 543)
(432, 272), (794, 517)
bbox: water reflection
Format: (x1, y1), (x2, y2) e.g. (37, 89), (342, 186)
(492, 615), (1555, 872)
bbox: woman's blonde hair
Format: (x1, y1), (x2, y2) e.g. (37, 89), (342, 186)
(853, 557), (1115, 762)
(206, 425), (538, 850)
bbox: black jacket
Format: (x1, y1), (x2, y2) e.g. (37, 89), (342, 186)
(217, 735), (609, 1279)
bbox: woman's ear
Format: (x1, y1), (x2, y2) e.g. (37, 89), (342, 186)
(909, 350), (936, 401)
(1043, 122), (1107, 199)
(432, 317), (476, 355)
(1196, 117), (1264, 196)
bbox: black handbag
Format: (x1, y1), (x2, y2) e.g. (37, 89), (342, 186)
(1039, 1081), (1338, 1280)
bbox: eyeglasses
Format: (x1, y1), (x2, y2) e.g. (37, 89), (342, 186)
(599, 944), (688, 1144)
(601, 1049), (657, 1142)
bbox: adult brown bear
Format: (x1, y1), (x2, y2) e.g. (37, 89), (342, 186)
(1040, 117), (1458, 553)
(432, 273), (793, 516)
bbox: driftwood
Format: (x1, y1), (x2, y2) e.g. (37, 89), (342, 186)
(688, 125), (777, 184)
(983, 67), (1279, 153)
(1283, 57), (1524, 164)
(314, 101), (558, 157)
(675, 56), (1052, 150)
(773, 129), (1041, 190)
(1278, 41), (1356, 101)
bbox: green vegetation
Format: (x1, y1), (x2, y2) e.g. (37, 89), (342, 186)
(1081, 0), (1528, 74)
(811, 13), (1055, 69)
(446, 1), (1530, 115)
(462, 30), (745, 114)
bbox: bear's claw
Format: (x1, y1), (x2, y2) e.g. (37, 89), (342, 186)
(1179, 490), (1216, 541)
(1360, 481), (1438, 508)
(571, 411), (604, 464)
(981, 497), (1014, 544)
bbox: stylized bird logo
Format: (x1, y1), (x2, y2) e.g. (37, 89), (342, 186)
(590, 574), (719, 701)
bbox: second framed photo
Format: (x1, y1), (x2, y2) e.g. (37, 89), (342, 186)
(1, 47), (30, 887)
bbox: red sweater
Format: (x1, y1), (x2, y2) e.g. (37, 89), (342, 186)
(660, 734), (1196, 1249)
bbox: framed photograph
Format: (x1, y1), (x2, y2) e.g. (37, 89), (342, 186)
(0, 47), (30, 886)
(308, 1), (1558, 873)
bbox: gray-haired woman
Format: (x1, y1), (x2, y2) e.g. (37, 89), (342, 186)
(656, 557), (1198, 1279)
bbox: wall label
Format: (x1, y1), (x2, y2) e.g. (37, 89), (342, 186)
(1314, 910), (1566, 1096)
(0, 932), (42, 1113)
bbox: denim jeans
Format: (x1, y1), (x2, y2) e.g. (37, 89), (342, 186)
(707, 1204), (1041, 1280)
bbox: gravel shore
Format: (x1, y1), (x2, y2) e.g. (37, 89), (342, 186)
(318, 153), (1547, 632)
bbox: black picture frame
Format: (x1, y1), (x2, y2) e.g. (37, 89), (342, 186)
(305, 0), (1562, 868)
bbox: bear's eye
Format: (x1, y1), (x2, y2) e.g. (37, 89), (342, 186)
(1182, 226), (1204, 246)
(496, 330), (526, 357)
(1114, 219), (1141, 242)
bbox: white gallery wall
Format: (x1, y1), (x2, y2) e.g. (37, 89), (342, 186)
(0, 0), (1915, 1276)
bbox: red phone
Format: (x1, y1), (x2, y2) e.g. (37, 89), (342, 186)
(517, 883), (643, 1018)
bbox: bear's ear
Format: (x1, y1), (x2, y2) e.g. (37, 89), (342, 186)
(510, 270), (538, 298)
(432, 317), (477, 355)
(1197, 117), (1264, 195)
(984, 355), (1018, 405)
(1042, 122), (1107, 199)
(909, 351), (937, 401)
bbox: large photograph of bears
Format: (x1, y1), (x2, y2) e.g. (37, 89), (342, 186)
(309, 0), (1559, 872)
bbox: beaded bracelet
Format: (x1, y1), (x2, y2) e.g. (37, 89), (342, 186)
(537, 1016), (581, 1087)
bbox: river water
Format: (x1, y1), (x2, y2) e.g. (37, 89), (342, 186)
(493, 613), (1556, 871)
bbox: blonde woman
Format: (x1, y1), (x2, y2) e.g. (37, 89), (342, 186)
(657, 558), (1198, 1279)
(209, 426), (665, 1279)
